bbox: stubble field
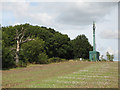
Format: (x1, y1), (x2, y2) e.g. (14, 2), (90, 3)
(2, 61), (118, 88)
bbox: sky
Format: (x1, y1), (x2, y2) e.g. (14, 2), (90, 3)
(0, 0), (119, 60)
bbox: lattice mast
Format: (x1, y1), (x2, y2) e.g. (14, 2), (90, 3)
(93, 21), (96, 51)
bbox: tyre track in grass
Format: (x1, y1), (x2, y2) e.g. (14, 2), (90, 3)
(2, 61), (94, 88)
(26, 62), (118, 88)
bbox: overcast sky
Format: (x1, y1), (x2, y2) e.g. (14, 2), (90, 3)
(0, 0), (119, 60)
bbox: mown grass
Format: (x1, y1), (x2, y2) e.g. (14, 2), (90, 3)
(2, 61), (118, 88)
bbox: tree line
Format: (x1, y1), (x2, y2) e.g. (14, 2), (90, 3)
(1, 23), (93, 69)
(100, 52), (114, 61)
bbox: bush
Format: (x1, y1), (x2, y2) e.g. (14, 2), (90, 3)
(48, 57), (66, 63)
(20, 38), (46, 64)
(2, 47), (15, 69)
(61, 59), (66, 62)
(73, 58), (80, 60)
(87, 59), (91, 61)
(18, 60), (27, 67)
(81, 59), (90, 61)
(37, 53), (48, 64)
(102, 59), (107, 62)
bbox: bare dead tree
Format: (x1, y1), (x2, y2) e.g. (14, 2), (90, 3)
(15, 27), (34, 66)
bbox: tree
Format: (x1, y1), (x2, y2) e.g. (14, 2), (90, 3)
(110, 54), (114, 61)
(106, 51), (114, 61)
(45, 33), (72, 59)
(71, 34), (93, 59)
(100, 55), (104, 61)
(20, 38), (47, 64)
(2, 23), (93, 68)
(2, 41), (15, 68)
(14, 27), (34, 66)
(106, 52), (110, 61)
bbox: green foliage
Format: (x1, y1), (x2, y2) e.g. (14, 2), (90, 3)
(110, 54), (114, 61)
(18, 60), (27, 67)
(102, 59), (107, 61)
(20, 38), (46, 64)
(100, 55), (107, 61)
(106, 52), (110, 61)
(2, 23), (93, 69)
(46, 33), (73, 59)
(100, 55), (104, 61)
(106, 52), (114, 61)
(2, 26), (16, 47)
(2, 46), (15, 68)
(37, 53), (48, 64)
(71, 34), (93, 59)
(48, 57), (66, 63)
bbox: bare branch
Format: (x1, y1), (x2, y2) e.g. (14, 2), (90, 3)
(21, 27), (24, 31)
(11, 48), (16, 51)
(18, 32), (22, 38)
(16, 29), (18, 35)
(15, 29), (19, 40)
(21, 37), (34, 44)
(20, 28), (26, 43)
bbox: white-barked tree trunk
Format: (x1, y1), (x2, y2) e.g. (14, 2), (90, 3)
(15, 27), (34, 66)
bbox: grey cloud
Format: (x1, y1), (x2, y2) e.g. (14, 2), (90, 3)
(55, 2), (117, 26)
(2, 2), (117, 28)
(28, 2), (116, 30)
(100, 30), (118, 39)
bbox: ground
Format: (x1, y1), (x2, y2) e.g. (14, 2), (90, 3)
(2, 61), (118, 88)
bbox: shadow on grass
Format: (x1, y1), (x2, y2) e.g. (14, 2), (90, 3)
(1, 66), (23, 71)
(1, 68), (11, 70)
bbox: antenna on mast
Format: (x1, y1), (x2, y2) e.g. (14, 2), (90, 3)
(93, 21), (95, 30)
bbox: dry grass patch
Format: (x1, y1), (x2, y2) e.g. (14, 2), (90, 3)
(2, 61), (118, 88)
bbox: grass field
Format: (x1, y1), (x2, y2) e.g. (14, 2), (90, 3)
(2, 61), (118, 88)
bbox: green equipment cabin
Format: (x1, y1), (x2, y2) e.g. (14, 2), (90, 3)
(89, 22), (99, 61)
